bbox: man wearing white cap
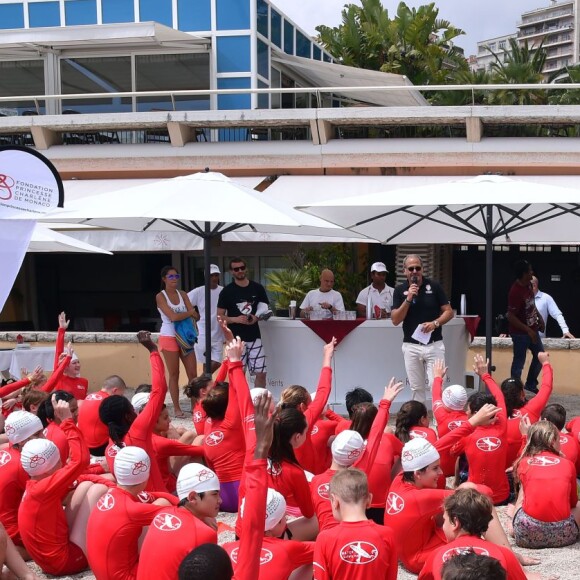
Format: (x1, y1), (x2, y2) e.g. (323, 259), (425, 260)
(223, 487), (314, 578)
(86, 446), (174, 580)
(0, 411), (43, 555)
(356, 261), (394, 319)
(188, 264), (225, 373)
(137, 463), (221, 580)
(18, 398), (109, 576)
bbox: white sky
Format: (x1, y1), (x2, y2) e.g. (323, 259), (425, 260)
(271, 0), (543, 57)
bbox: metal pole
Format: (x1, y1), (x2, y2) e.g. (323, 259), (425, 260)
(203, 223), (212, 376)
(485, 204), (494, 371)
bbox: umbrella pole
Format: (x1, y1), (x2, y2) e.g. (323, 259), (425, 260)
(203, 224), (212, 376)
(485, 205), (494, 372)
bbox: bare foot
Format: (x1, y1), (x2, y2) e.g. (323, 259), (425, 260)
(516, 552), (541, 566)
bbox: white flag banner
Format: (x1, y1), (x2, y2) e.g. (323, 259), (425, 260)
(0, 146), (64, 217)
(0, 219), (35, 313)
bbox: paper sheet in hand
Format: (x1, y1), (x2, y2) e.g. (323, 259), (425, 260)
(412, 325), (432, 345)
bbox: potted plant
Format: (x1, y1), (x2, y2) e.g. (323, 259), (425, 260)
(265, 269), (314, 316)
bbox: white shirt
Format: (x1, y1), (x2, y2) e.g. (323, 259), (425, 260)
(157, 290), (186, 337)
(187, 285), (224, 344)
(356, 284), (395, 313)
(534, 289), (569, 337)
(300, 289), (345, 312)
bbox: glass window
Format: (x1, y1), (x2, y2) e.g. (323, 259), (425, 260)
(271, 9), (281, 48)
(296, 31), (311, 58)
(29, 2), (60, 27)
(313, 45), (321, 60)
(139, 0), (172, 27)
(135, 53), (210, 112)
(281, 72), (294, 109)
(216, 0), (250, 30)
(257, 0), (268, 37)
(60, 56), (132, 113)
(270, 67), (280, 109)
(0, 60), (45, 114)
(178, 0), (210, 31)
(102, 0), (134, 23)
(257, 39), (269, 80)
(0, 3), (24, 29)
(323, 53), (332, 63)
(65, 0), (97, 25)
(217, 77), (250, 109)
(284, 20), (294, 54)
(257, 80), (268, 109)
(216, 36), (251, 73)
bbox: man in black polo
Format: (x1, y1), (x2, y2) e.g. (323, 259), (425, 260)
(391, 254), (454, 404)
(217, 257), (269, 387)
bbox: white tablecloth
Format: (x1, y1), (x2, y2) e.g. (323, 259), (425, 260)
(0, 347), (55, 378)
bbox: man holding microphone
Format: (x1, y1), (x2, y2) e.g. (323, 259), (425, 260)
(391, 254), (454, 404)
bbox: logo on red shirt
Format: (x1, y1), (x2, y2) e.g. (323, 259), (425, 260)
(86, 393), (103, 401)
(339, 541), (378, 564)
(527, 456), (560, 467)
(0, 450), (11, 466)
(409, 430), (427, 439)
(153, 513), (182, 531)
(193, 411), (204, 423)
(448, 420), (465, 430)
(442, 546), (489, 562)
(205, 431), (224, 446)
(230, 547), (273, 566)
(97, 493), (115, 511)
(137, 491), (153, 503)
(433, 401), (443, 411)
(475, 437), (501, 452)
(311, 425), (319, 436)
(386, 492), (405, 515)
(317, 483), (330, 500)
(267, 460), (282, 476)
(560, 435), (569, 445)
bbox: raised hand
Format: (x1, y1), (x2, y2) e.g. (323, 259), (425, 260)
(218, 315), (235, 343)
(58, 311), (69, 330)
(433, 359), (447, 379)
(254, 392), (278, 459)
(28, 366), (44, 384)
(322, 337), (337, 365)
(383, 378), (404, 402)
(225, 337), (245, 363)
(472, 354), (489, 377)
(469, 403), (500, 427)
(137, 331), (157, 353)
(538, 351), (550, 365)
(52, 395), (72, 423)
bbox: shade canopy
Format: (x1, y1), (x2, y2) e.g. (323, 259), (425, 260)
(29, 224), (112, 254)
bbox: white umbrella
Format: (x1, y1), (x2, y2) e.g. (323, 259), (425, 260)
(29, 224), (112, 254)
(298, 174), (580, 365)
(41, 171), (307, 373)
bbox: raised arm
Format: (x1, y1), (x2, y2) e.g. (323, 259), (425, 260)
(473, 354), (507, 421)
(53, 311), (69, 368)
(41, 343), (73, 393)
(0, 366), (43, 398)
(305, 338), (336, 426)
(431, 359), (448, 425)
(522, 353), (553, 421)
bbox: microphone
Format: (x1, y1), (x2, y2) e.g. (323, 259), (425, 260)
(411, 275), (418, 304)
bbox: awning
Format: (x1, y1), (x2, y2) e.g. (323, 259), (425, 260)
(0, 22), (209, 57)
(271, 52), (428, 107)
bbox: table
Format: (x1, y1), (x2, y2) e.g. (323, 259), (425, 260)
(0, 347), (55, 379)
(259, 317), (471, 413)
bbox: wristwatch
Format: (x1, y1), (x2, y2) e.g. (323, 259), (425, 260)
(433, 320), (440, 328)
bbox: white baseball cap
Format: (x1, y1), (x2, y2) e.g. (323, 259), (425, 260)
(210, 264), (221, 275)
(442, 384), (468, 411)
(4, 411), (43, 445)
(176, 463), (220, 499)
(331, 430), (365, 467)
(114, 446), (151, 485)
(401, 438), (440, 472)
(131, 392), (150, 413)
(21, 438), (60, 476)
(370, 262), (388, 273)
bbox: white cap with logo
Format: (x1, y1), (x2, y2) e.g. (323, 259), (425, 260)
(176, 463), (220, 499)
(21, 438), (60, 476)
(4, 411), (43, 445)
(442, 384), (468, 411)
(114, 446), (151, 485)
(331, 430), (365, 467)
(401, 438), (440, 472)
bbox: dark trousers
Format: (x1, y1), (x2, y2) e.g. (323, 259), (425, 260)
(511, 333), (544, 390)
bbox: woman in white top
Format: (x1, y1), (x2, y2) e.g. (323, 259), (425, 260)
(156, 265), (199, 418)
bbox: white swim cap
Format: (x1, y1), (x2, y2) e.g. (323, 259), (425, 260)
(21, 438), (60, 476)
(131, 392), (150, 413)
(331, 430), (365, 467)
(4, 411), (43, 445)
(114, 446), (151, 485)
(442, 384), (468, 411)
(401, 438), (440, 472)
(176, 463), (220, 499)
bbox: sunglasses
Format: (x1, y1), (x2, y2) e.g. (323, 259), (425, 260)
(166, 274), (180, 280)
(231, 266), (246, 272)
(407, 266), (422, 272)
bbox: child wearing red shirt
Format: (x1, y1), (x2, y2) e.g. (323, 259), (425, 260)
(313, 468), (397, 580)
(541, 403), (580, 473)
(18, 398), (109, 576)
(419, 488), (526, 580)
(512, 420), (580, 549)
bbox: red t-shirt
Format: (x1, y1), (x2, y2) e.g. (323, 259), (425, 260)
(225, 536), (314, 579)
(53, 327), (88, 399)
(87, 487), (175, 580)
(313, 520), (397, 580)
(18, 419), (90, 576)
(137, 505), (217, 580)
(409, 426), (438, 444)
(566, 416), (580, 440)
(192, 400), (208, 435)
(310, 468), (337, 532)
(309, 419), (336, 474)
(559, 431), (580, 475)
(77, 390), (110, 448)
(324, 408), (351, 435)
(294, 367), (333, 475)
(508, 280), (541, 334)
(0, 446), (29, 544)
(367, 432), (402, 509)
(419, 534), (526, 580)
(518, 451), (577, 522)
(44, 422), (69, 464)
(105, 352), (168, 492)
(267, 459), (314, 517)
(451, 374), (509, 504)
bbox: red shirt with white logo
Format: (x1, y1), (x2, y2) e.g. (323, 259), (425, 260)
(105, 352), (168, 492)
(224, 536), (314, 579)
(517, 451), (577, 522)
(566, 416), (580, 440)
(432, 377), (468, 476)
(268, 459), (314, 517)
(77, 390), (110, 448)
(17, 419), (90, 576)
(192, 400), (208, 436)
(294, 367), (333, 475)
(367, 432), (402, 509)
(86, 487), (176, 580)
(313, 520), (397, 580)
(418, 534), (526, 580)
(151, 434), (204, 492)
(450, 374), (509, 504)
(310, 468), (336, 532)
(559, 431), (580, 475)
(0, 446), (29, 544)
(53, 327), (89, 399)
(309, 419), (336, 474)
(136, 505), (217, 580)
